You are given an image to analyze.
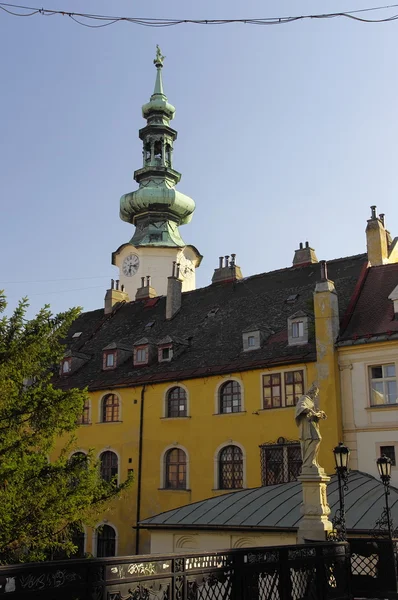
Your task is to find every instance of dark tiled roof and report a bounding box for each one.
[140,471,396,534]
[339,263,398,343]
[57,254,366,391]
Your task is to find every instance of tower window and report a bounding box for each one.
[154,140,162,160]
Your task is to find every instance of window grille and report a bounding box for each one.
[102,394,119,422]
[219,445,243,489]
[96,525,116,557]
[167,387,187,417]
[219,381,242,413]
[370,364,397,405]
[260,439,301,486]
[165,448,187,489]
[100,451,118,483]
[380,445,396,466]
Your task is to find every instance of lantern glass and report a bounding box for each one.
[333,442,350,471]
[377,455,392,479]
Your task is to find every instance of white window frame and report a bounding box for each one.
[369,363,397,406]
[158,345,173,363]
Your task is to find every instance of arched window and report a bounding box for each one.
[100,451,118,483]
[96,524,116,557]
[166,387,187,418]
[219,445,243,489]
[165,448,187,489]
[101,394,119,423]
[219,381,242,414]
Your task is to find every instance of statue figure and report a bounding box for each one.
[154,45,165,67]
[295,383,327,473]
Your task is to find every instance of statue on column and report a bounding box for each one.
[295,383,327,473]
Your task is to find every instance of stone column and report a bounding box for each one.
[297,466,333,543]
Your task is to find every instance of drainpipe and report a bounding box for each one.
[135,384,146,554]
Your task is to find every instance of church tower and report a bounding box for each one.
[112,47,202,300]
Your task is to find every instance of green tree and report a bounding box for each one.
[0,293,132,564]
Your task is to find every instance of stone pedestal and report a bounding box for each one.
[297,467,333,543]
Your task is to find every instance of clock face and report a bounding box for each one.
[122,253,140,277]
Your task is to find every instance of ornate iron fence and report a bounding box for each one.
[350,538,398,599]
[0,542,350,600]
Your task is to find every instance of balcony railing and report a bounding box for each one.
[0,541,351,600]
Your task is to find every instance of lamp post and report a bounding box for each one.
[328,442,350,541]
[375,455,394,540]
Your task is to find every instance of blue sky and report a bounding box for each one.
[1,0,398,318]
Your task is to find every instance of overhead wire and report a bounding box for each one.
[1,2,398,28]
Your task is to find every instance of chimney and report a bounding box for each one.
[388,284,398,320]
[104,279,129,314]
[293,241,318,267]
[211,253,243,284]
[135,275,157,301]
[366,205,389,266]
[166,262,182,320]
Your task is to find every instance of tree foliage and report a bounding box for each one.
[0,294,132,563]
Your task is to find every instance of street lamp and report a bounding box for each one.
[375,455,394,540]
[328,442,350,541]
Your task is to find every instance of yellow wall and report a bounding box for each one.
[65,355,342,556]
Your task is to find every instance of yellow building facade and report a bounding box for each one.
[59,248,364,556]
[56,52,398,557]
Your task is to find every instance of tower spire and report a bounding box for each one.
[119,47,195,248]
[153,45,165,97]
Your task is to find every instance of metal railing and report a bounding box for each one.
[0,542,351,600]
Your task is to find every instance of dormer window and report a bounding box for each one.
[134,346,148,366]
[61,358,71,374]
[242,328,261,351]
[292,321,304,339]
[158,336,174,363]
[162,348,171,360]
[288,312,309,346]
[248,335,256,348]
[103,350,116,370]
